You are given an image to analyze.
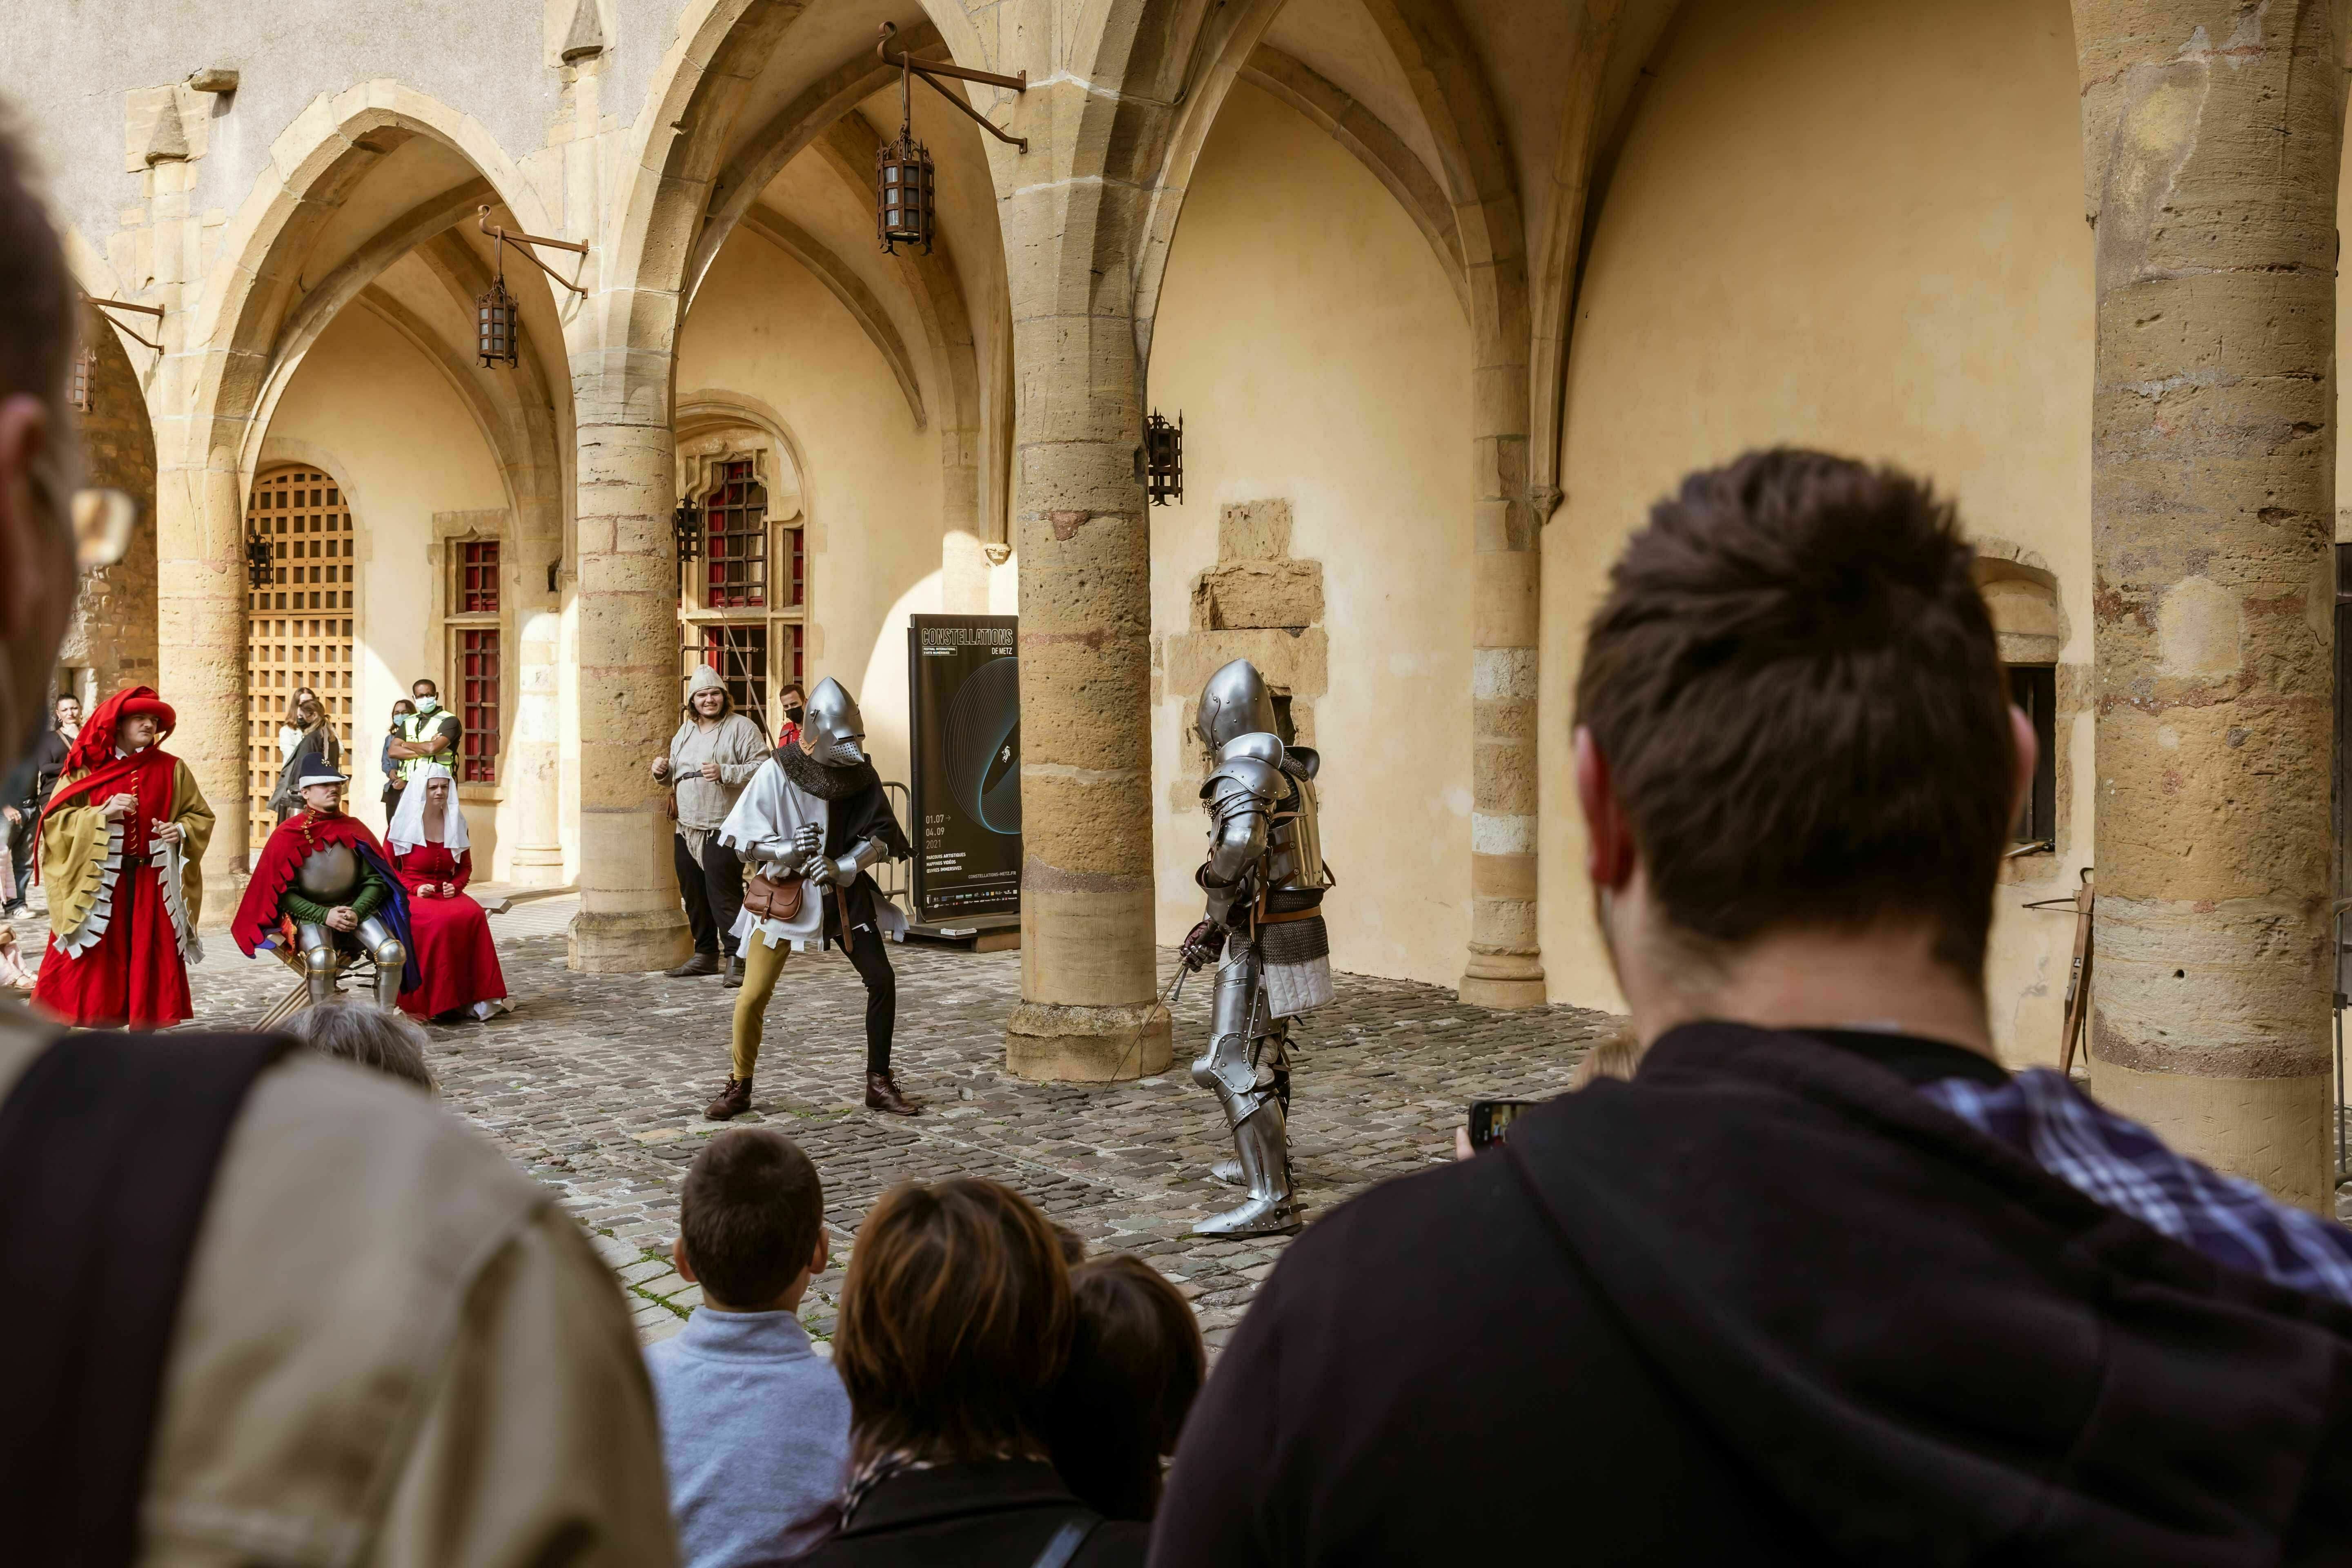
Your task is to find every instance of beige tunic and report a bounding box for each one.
[664,713,769,855]
[0,1007,679,1568]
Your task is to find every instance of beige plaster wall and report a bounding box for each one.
[678,233,949,790]
[1545,0,2093,1064]
[1146,81,1475,989]
[264,306,512,869]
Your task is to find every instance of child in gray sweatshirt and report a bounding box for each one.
[646,1129,850,1568]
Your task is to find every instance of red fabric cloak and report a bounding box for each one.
[31,686,195,1029]
[233,810,392,956]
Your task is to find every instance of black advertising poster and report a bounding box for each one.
[907,614,1021,919]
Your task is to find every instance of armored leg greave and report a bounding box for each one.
[356,915,406,1011]
[297,922,337,1007]
[1190,943,1299,1237]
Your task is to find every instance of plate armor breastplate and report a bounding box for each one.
[296,842,361,903]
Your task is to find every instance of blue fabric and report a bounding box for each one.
[350,837,421,993]
[1920,1067,2352,1306]
[646,1306,852,1568]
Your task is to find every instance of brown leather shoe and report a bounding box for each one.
[864,1069,922,1116]
[704,1076,753,1120]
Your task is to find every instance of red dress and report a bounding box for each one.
[390,843,506,1018]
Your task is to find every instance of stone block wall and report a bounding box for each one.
[1158,499,1326,805]
[55,332,158,702]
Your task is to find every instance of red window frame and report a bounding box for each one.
[704,460,768,610]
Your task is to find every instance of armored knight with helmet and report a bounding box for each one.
[1178,658,1335,1238]
[232,763,418,1010]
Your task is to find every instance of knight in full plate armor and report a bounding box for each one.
[1178,658,1335,1238]
[232,765,418,1011]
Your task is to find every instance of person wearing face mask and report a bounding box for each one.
[653,665,770,986]
[387,677,461,795]
[777,680,806,752]
[28,685,213,1029]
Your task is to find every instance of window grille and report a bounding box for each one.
[243,467,355,853]
[459,540,500,612]
[704,460,768,609]
[459,629,500,784]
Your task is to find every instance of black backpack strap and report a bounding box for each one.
[1030,1511,1102,1568]
[0,1029,292,1568]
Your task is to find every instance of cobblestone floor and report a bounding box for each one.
[10,894,1612,1351]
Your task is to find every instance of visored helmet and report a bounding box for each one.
[1195,659,1276,751]
[801,677,867,766]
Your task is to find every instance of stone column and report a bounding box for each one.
[998,65,1172,1083]
[1460,271,1544,1008]
[567,354,692,970]
[154,454,252,889]
[2074,0,2341,1206]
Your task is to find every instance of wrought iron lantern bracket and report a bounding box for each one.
[80,292,164,354]
[875,23,1029,152]
[673,497,703,588]
[476,207,590,298]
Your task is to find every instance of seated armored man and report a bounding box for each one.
[230,765,417,1011]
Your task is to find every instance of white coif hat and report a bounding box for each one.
[686,664,728,698]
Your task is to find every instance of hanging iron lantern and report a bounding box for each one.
[673,498,702,584]
[476,268,519,367]
[244,526,275,591]
[67,342,94,414]
[877,40,936,255]
[1140,410,1184,506]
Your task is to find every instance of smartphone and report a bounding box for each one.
[1467,1098,1539,1150]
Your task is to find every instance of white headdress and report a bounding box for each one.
[388,762,470,854]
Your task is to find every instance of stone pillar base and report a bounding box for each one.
[2086,1055,2333,1213]
[509,845,568,887]
[1459,955,1548,1010]
[568,908,691,973]
[1005,1001,1173,1083]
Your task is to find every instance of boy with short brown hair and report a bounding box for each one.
[647,1128,848,1568]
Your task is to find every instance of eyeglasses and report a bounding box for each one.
[72,488,138,571]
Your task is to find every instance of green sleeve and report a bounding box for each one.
[349,863,390,920]
[281,887,334,924]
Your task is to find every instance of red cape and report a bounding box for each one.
[29,693,194,1028]
[232,811,394,956]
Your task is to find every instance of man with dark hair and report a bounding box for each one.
[0,115,674,1565]
[649,1127,848,1568]
[1153,450,2352,1564]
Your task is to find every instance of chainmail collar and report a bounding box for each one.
[775,741,878,801]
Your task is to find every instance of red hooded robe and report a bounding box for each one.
[31,686,205,1029]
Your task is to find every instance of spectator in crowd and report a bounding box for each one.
[266,693,343,822]
[776,680,806,752]
[1043,1255,1205,1523]
[646,1128,848,1568]
[282,997,435,1091]
[0,112,676,1564]
[380,694,414,817]
[1153,450,2352,1565]
[275,685,319,763]
[388,675,461,793]
[800,1178,1146,1567]
[653,665,768,987]
[2,690,72,913]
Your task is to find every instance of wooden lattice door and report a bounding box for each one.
[245,466,357,854]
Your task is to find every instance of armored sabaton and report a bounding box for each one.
[295,842,406,1011]
[1185,659,1335,1239]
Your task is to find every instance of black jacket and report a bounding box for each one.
[793,1460,1145,1568]
[1150,1022,2352,1566]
